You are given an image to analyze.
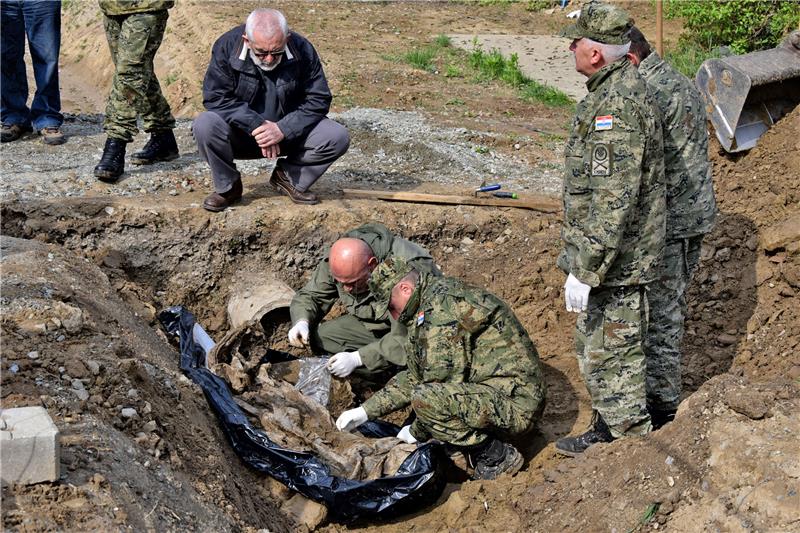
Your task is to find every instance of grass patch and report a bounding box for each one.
[664,40,722,79]
[469,46,573,107]
[403,46,438,72]
[397,35,573,108]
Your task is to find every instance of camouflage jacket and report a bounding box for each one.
[361,274,545,422]
[99,0,174,16]
[289,223,440,369]
[638,52,717,240]
[558,58,666,287]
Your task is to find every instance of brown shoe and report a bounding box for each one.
[203,180,243,212]
[40,126,66,145]
[269,167,319,205]
[1,123,32,142]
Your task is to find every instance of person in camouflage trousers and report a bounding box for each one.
[555,1,666,455]
[335,257,546,480]
[288,223,441,379]
[94,0,178,183]
[627,27,717,427]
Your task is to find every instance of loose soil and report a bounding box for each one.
[2,2,799,532]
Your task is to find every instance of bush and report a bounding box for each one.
[664,0,800,54]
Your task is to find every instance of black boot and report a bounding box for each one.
[467,437,524,480]
[650,407,677,430]
[94,138,127,183]
[131,129,179,165]
[555,412,614,457]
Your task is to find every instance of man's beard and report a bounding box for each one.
[250,50,282,71]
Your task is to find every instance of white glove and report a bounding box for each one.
[564,273,591,313]
[567,8,581,19]
[288,320,310,347]
[396,425,417,444]
[327,351,362,377]
[335,406,368,432]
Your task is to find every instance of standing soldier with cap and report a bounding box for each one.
[555,1,666,455]
[335,257,546,480]
[626,26,717,428]
[94,0,178,183]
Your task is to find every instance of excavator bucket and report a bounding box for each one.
[696,31,800,153]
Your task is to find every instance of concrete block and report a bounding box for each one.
[1,406,60,485]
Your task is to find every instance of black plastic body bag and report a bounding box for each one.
[158,306,446,522]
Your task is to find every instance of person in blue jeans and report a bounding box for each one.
[1,0,65,145]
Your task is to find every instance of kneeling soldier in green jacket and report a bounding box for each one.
[288,223,440,379]
[335,257,546,480]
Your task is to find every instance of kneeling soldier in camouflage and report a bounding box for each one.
[335,258,546,480]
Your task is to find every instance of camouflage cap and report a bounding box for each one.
[559,1,632,45]
[368,256,414,314]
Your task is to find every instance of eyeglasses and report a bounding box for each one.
[252,47,285,59]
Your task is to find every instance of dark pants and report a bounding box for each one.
[0,0,63,130]
[192,111,350,194]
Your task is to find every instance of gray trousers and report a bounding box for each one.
[192,111,350,193]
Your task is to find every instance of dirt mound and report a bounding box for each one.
[0,236,291,531]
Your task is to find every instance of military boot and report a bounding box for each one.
[467,437,524,480]
[649,407,677,430]
[555,412,614,457]
[131,129,179,165]
[94,138,128,183]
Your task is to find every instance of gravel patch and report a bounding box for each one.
[0,108,562,203]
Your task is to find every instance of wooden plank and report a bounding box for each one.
[341,189,561,214]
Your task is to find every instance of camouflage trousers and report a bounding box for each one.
[576,284,651,437]
[103,11,175,142]
[644,235,703,411]
[409,382,544,447]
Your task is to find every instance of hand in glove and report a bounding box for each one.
[288,320,310,347]
[564,273,591,313]
[327,351,362,377]
[396,425,417,444]
[335,406,368,432]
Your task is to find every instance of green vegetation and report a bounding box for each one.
[164,74,178,87]
[468,46,573,107]
[664,0,800,54]
[398,35,573,108]
[473,0,558,10]
[664,41,722,79]
[403,46,438,71]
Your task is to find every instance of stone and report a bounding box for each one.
[120,408,138,419]
[27,351,39,360]
[761,214,800,254]
[85,360,101,376]
[65,358,88,379]
[280,493,327,531]
[0,406,60,485]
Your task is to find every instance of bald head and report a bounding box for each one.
[329,238,378,294]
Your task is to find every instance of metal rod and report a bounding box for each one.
[656,0,664,56]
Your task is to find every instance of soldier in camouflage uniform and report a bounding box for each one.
[335,257,546,480]
[555,1,666,455]
[94,0,178,183]
[627,27,717,427]
[288,223,441,379]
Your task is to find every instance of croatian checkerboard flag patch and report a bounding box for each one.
[595,115,613,130]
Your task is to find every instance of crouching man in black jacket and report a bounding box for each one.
[194,8,349,211]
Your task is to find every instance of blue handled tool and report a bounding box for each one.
[475,184,501,193]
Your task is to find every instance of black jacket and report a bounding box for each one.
[202,25,332,141]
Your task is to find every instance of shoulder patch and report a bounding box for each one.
[592,143,612,176]
[595,115,613,131]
